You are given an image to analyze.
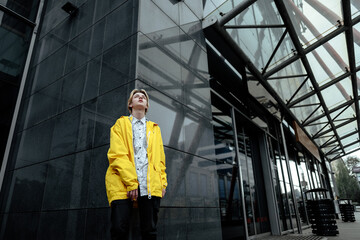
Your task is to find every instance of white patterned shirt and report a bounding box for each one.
[131,116,148,196]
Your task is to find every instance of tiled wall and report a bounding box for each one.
[0,0,138,239]
[135,1,221,238]
[0,0,222,239]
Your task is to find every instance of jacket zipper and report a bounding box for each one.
[147,130,151,199]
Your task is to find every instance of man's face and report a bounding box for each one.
[130,92,148,111]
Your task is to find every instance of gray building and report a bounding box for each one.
[0,0,359,239]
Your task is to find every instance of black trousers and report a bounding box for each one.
[110,196,160,240]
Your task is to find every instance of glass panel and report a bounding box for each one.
[268,76,311,104]
[227,0,281,25]
[225,0,287,71]
[336,120,358,138]
[351,0,360,19]
[268,137,287,231]
[333,119,352,128]
[235,113,270,235]
[283,0,342,47]
[137,31,183,101]
[313,134,334,147]
[204,0,246,20]
[330,103,356,122]
[290,96,325,124]
[312,163,321,188]
[277,144,292,230]
[0,10,33,78]
[321,77,353,110]
[288,150,301,228]
[307,34,349,87]
[327,153,339,159]
[247,79,281,119]
[266,33,295,71]
[0,0,40,22]
[354,24,360,68]
[304,121,328,138]
[211,93,246,239]
[238,128,255,236]
[322,144,339,154]
[298,154,310,225]
[344,142,360,152]
[358,72,360,96]
[341,133,358,147]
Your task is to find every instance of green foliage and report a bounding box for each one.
[335,160,360,202]
[345,156,360,175]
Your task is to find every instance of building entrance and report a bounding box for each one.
[211,91,270,239]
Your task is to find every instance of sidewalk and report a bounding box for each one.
[325,211,360,240]
[256,211,360,240]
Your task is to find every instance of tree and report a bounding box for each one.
[335,160,360,203]
[345,156,360,175]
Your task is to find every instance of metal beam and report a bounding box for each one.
[286,67,352,108]
[321,129,358,148]
[262,29,288,74]
[267,74,308,80]
[204,17,319,162]
[219,0,256,26]
[342,0,360,150]
[263,24,348,79]
[313,118,356,139]
[302,99,354,126]
[326,140,360,156]
[274,0,343,157]
[286,76,309,105]
[225,24,285,29]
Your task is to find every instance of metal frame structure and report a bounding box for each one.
[204,0,360,161]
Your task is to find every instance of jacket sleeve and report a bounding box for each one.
[158,127,168,189]
[107,119,138,192]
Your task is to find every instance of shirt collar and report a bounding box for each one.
[130,115,146,124]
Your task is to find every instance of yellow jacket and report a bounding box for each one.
[105,116,167,205]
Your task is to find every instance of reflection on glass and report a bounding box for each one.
[351,1,360,19]
[284,0,342,47]
[211,93,245,239]
[307,34,349,87]
[268,137,285,231]
[275,143,292,230]
[297,153,310,225]
[224,0,294,72]
[238,129,255,236]
[0,11,33,79]
[1,0,40,22]
[289,150,307,227]
[355,24,360,67]
[236,117,270,235]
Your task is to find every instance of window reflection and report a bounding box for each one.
[1,0,40,22]
[211,93,245,239]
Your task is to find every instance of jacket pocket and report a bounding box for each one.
[152,165,162,192]
[107,173,126,192]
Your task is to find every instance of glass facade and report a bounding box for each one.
[0,0,39,167]
[0,0,349,239]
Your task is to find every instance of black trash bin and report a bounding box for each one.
[338,199,356,222]
[305,188,339,236]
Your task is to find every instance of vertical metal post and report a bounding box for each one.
[279,121,302,234]
[258,134,282,235]
[231,107,249,239]
[0,0,46,192]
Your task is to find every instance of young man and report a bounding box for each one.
[105,89,167,240]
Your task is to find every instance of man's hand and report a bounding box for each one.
[127,189,138,201]
[162,188,166,197]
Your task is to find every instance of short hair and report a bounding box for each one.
[127,89,149,114]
